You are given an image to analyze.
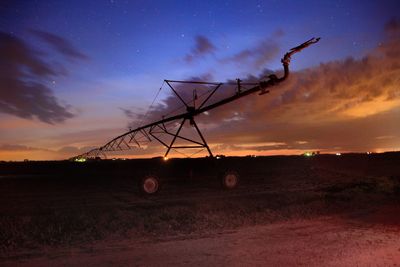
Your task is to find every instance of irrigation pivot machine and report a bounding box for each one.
[72,38,320,194]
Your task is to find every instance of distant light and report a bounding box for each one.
[216,156,221,159]
[163,157,169,161]
[335,153,341,156]
[75,158,86,162]
[304,152,313,157]
[366,152,371,155]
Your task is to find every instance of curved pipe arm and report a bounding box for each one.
[281,37,320,80]
[258,37,320,95]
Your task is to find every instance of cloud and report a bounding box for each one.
[220,30,284,68]
[0,144,48,151]
[375,135,395,140]
[384,17,400,39]
[0,143,101,161]
[0,143,94,154]
[57,146,96,154]
[0,31,86,123]
[30,29,89,60]
[221,39,280,68]
[185,35,216,62]
[258,19,400,122]
[120,107,137,119]
[296,141,308,145]
[124,19,400,154]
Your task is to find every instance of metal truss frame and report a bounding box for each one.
[71,38,320,160]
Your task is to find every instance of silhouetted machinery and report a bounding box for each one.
[71,38,320,194]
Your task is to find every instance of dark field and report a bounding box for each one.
[1,153,400,266]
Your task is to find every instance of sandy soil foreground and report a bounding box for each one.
[2,213,400,267]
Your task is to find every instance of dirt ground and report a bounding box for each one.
[3,214,400,267]
[1,154,399,266]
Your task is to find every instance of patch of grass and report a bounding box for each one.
[323,175,400,197]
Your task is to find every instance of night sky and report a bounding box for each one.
[0,0,399,160]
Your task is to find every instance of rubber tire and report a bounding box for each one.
[221,171,239,189]
[140,175,160,194]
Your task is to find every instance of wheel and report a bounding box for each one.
[221,171,239,189]
[140,175,160,194]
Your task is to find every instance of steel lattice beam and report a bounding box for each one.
[70,38,320,161]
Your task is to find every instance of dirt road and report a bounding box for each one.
[2,214,400,267]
